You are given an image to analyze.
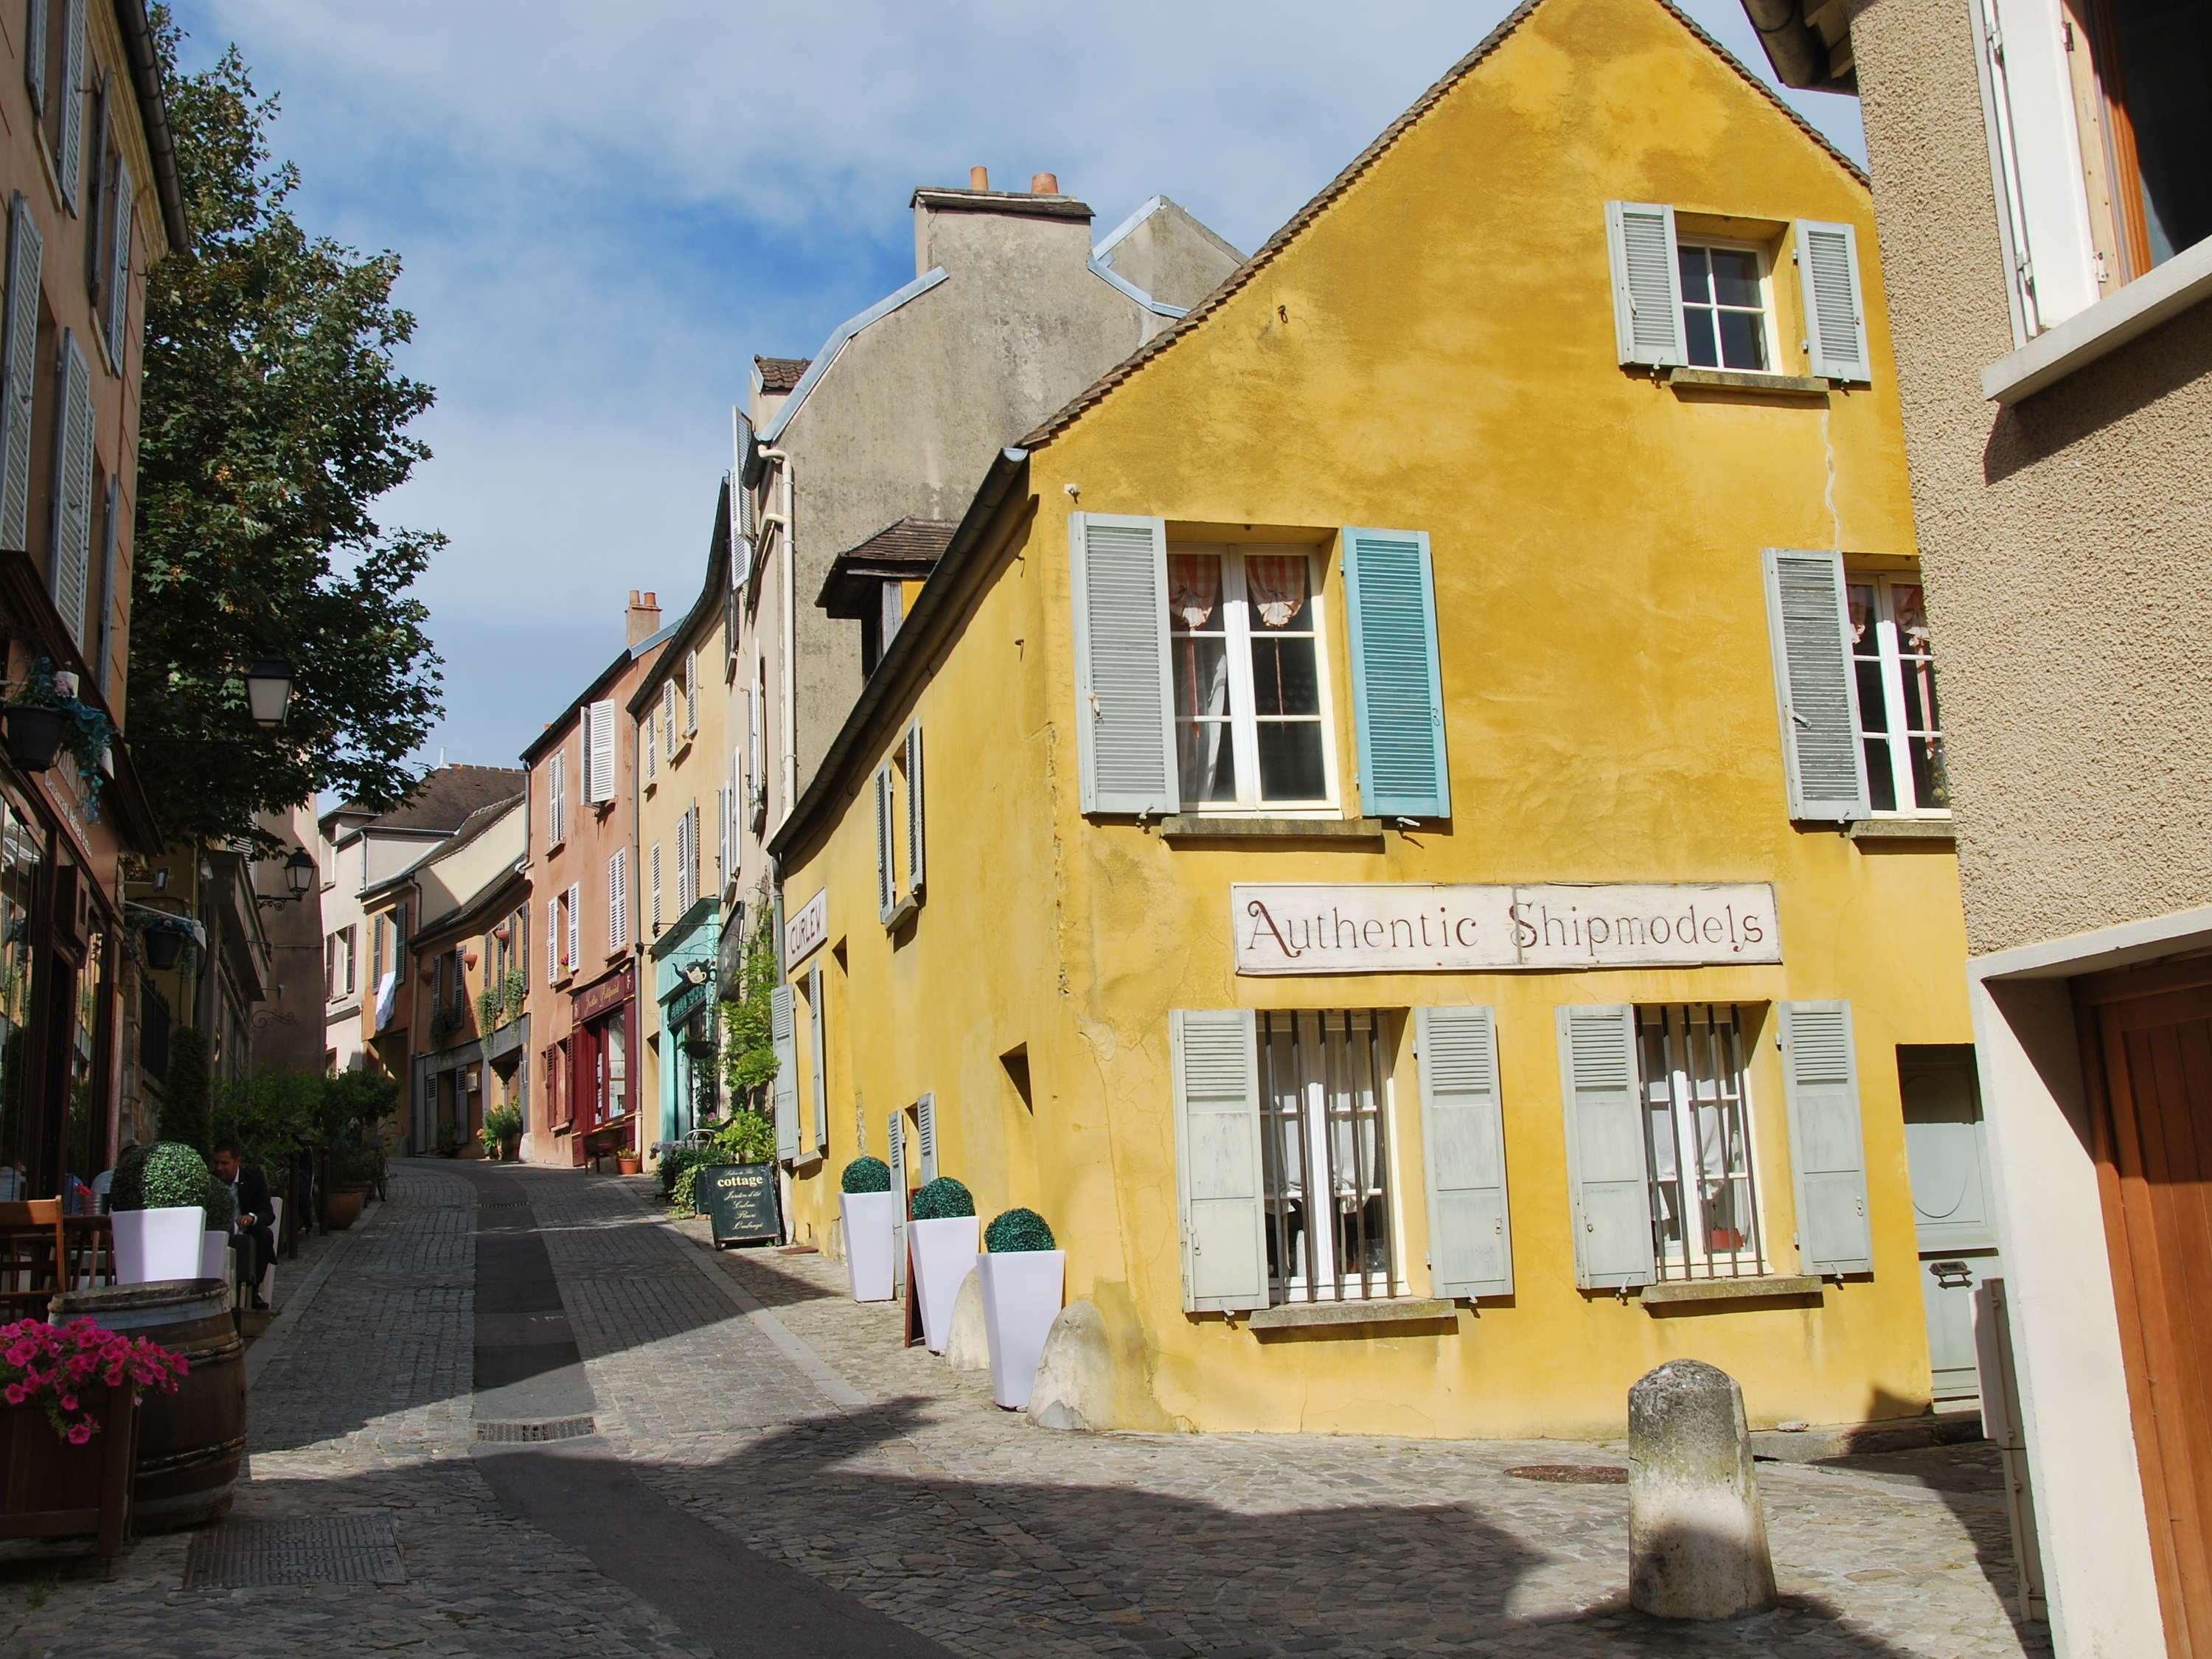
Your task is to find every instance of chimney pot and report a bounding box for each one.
[1031,172,1059,195]
[969,165,989,190]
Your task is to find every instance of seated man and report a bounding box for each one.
[212,1141,275,1310]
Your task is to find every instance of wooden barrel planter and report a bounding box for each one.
[324,1184,369,1231]
[50,1280,244,1531]
[0,1385,139,1561]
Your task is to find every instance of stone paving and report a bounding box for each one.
[0,1161,2053,1658]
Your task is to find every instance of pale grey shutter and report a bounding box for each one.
[565,881,580,971]
[807,964,826,1153]
[685,648,700,732]
[886,1108,907,1294]
[93,475,116,694]
[1169,1009,1268,1313]
[874,762,895,923]
[716,783,728,886]
[1415,1006,1512,1299]
[1070,512,1179,816]
[1557,1004,1654,1290]
[1796,220,1872,383]
[52,333,93,647]
[58,0,86,210]
[585,700,616,803]
[1762,548,1869,822]
[24,0,47,116]
[905,723,924,896]
[917,1092,937,1183]
[649,842,663,935]
[1,195,44,552]
[770,982,798,1159]
[1605,201,1686,368]
[1781,1001,1874,1276]
[106,159,132,358]
[546,897,557,983]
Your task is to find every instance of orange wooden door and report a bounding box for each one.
[2083,956,2212,1658]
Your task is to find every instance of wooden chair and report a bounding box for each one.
[63,1214,115,1293]
[0,1201,67,1320]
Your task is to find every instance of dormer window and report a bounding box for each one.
[818,517,957,677]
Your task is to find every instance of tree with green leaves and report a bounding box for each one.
[720,894,781,1106]
[131,10,442,843]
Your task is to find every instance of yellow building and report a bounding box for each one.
[768,0,1976,1440]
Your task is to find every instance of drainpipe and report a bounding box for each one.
[755,450,798,835]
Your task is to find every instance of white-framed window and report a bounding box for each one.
[1676,240,1773,373]
[547,750,566,846]
[1166,545,1336,812]
[1256,1009,1399,1304]
[1636,1004,1767,1283]
[1847,572,1947,815]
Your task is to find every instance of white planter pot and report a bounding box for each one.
[113,1206,207,1285]
[841,1191,898,1303]
[978,1249,1066,1410]
[908,1216,979,1354]
[200,1231,229,1283]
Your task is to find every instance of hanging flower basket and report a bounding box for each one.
[4,661,112,815]
[1,704,63,771]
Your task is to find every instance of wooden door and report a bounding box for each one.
[2081,955,2212,1658]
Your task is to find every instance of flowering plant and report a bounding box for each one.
[0,1318,189,1444]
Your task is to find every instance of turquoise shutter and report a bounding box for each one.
[1342,528,1449,819]
[1,195,43,553]
[1169,1009,1268,1313]
[1795,220,1872,384]
[57,0,86,211]
[1763,549,1869,822]
[1605,201,1686,368]
[1557,1005,1654,1290]
[1416,1006,1513,1299]
[1781,1001,1874,1276]
[807,964,826,1153]
[770,983,798,1160]
[1070,512,1178,816]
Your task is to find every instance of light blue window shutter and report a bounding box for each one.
[1796,220,1872,383]
[24,0,47,116]
[1070,512,1178,816]
[1342,527,1449,818]
[905,723,925,897]
[1169,1009,1268,1313]
[1,195,44,554]
[874,762,896,922]
[1557,1004,1655,1290]
[106,159,132,358]
[52,333,93,647]
[1604,201,1686,368]
[58,0,86,211]
[1781,1001,1874,1276]
[1416,1006,1513,1299]
[1762,549,1869,822]
[807,964,826,1152]
[917,1092,937,1183]
[887,1108,907,1295]
[93,476,116,694]
[770,982,798,1160]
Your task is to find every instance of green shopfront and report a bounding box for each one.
[653,899,720,1147]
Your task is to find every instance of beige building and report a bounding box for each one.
[1746,1,2211,1652]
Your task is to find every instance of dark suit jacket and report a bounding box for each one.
[230,1164,276,1239]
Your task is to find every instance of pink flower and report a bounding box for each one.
[6,1342,35,1368]
[3,1385,23,1406]
[103,1366,122,1388]
[65,1422,91,1446]
[57,1394,75,1412]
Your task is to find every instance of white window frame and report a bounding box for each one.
[1636,1004,1770,1283]
[1848,569,1950,819]
[1256,1009,1406,1305]
[1167,544,1341,818]
[1674,235,1780,376]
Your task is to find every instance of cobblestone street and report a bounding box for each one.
[0,1163,2051,1657]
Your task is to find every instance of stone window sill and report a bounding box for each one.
[1638,1274,1822,1310]
[1248,1297,1455,1332]
[1161,815,1385,845]
[1666,366,1832,400]
[884,894,919,931]
[1846,817,1955,843]
[1985,235,2212,405]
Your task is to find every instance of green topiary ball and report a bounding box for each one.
[841,1156,891,1194]
[984,1207,1055,1253]
[911,1177,974,1220]
[111,1142,211,1214]
[201,1171,236,1231]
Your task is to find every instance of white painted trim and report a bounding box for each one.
[1984,234,2212,404]
[1970,902,2212,982]
[1092,194,1166,261]
[1089,257,1186,319]
[759,266,951,445]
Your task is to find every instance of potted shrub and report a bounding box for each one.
[324,1140,378,1231]
[109,1143,210,1284]
[198,1170,235,1284]
[977,1208,1066,1410]
[480,1102,523,1162]
[908,1177,978,1354]
[840,1156,897,1303]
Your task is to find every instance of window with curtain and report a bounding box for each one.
[1848,573,1947,815]
[1165,545,1333,810]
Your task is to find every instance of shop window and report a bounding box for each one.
[1166,546,1334,811]
[1848,573,1948,815]
[1256,1009,1398,1303]
[1635,1004,1769,1282]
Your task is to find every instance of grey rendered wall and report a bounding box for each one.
[1100,198,1245,313]
[1851,0,2212,956]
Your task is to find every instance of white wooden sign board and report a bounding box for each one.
[785,888,828,967]
[1232,882,1781,975]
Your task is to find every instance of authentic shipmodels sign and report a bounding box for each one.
[1232,883,1781,976]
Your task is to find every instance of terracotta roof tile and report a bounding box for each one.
[754,355,811,393]
[352,765,527,836]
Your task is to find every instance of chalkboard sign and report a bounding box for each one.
[700,1163,779,1248]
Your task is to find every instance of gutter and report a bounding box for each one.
[111,0,192,255]
[768,446,1029,863]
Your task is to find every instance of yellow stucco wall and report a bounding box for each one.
[776,0,1966,1439]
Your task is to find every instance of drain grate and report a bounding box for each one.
[184,1514,405,1588]
[1506,1464,1629,1485]
[473,1415,597,1443]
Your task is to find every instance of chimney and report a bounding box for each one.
[1030,172,1058,195]
[969,164,989,190]
[626,589,661,646]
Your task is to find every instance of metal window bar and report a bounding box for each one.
[1639,1005,1766,1282]
[1258,1011,1391,1303]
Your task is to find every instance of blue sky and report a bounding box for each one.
[167,1,1863,775]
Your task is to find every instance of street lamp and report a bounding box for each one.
[255,847,316,911]
[245,658,295,728]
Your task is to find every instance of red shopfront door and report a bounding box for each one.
[568,967,634,1166]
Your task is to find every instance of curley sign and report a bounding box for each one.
[1232,883,1782,976]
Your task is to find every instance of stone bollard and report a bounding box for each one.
[1628,1360,1778,1620]
[942,1267,990,1372]
[1029,1301,1113,1433]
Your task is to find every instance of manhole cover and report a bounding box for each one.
[184,1514,404,1588]
[473,1416,597,1443]
[1506,1464,1629,1485]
